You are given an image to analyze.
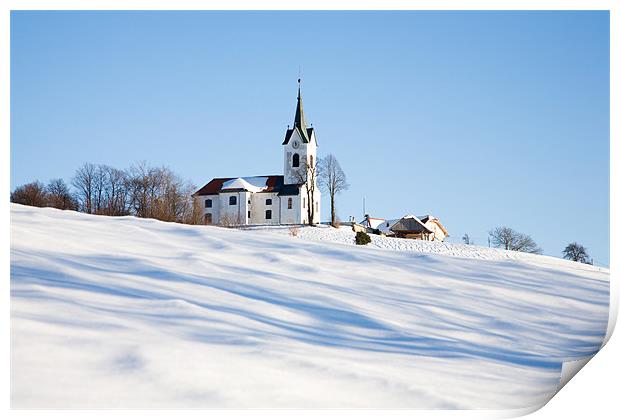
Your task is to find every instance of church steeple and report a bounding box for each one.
[282,78,315,146]
[294,78,308,131]
[282,78,318,188]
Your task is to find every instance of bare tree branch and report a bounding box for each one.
[489,226,542,254]
[318,154,349,226]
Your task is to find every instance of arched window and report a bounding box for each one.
[204,213,213,224]
[229,196,237,205]
[287,197,293,209]
[292,153,300,168]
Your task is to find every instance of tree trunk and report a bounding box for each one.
[330,192,335,226]
[306,189,313,226]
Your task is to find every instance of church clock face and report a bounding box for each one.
[292,140,299,149]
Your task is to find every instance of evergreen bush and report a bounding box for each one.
[355,231,371,245]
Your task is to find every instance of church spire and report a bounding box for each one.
[294,78,308,131]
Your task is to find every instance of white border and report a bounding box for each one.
[2,1,617,419]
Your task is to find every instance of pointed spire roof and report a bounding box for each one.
[282,78,316,145]
[294,79,308,132]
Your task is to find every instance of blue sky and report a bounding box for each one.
[11,11,609,265]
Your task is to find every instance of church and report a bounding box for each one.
[193,81,321,226]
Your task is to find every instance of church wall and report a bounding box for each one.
[313,187,321,224]
[280,194,303,224]
[199,194,219,225]
[297,184,321,225]
[217,191,245,225]
[248,192,281,225]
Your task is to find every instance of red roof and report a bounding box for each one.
[193,175,285,196]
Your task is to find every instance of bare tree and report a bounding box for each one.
[187,195,203,225]
[10,181,48,207]
[125,162,196,223]
[318,154,349,227]
[101,165,130,216]
[152,168,196,223]
[291,156,318,225]
[91,165,107,214]
[72,163,98,213]
[489,226,542,254]
[562,242,592,264]
[127,161,157,219]
[45,178,77,210]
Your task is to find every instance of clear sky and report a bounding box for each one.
[10,11,610,265]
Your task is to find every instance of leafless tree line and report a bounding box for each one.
[11,179,78,211]
[11,162,200,224]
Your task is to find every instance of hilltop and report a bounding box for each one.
[10,204,609,409]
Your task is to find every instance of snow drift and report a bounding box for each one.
[10,204,609,409]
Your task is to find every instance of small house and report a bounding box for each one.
[372,214,449,241]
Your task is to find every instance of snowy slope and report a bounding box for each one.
[10,204,609,409]
[245,224,563,261]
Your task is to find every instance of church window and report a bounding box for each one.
[204,213,213,224]
[292,153,300,168]
[229,196,237,205]
[248,211,251,219]
[266,198,272,205]
[288,198,293,210]
[205,199,212,208]
[265,210,272,219]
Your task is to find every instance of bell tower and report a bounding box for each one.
[282,79,317,185]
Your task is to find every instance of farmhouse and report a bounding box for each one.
[193,81,320,226]
[368,214,449,242]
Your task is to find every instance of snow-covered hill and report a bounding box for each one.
[10,204,609,409]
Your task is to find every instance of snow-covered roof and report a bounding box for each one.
[374,214,448,236]
[360,217,385,229]
[376,219,400,234]
[391,216,433,234]
[194,175,301,197]
[420,215,449,235]
[220,177,270,193]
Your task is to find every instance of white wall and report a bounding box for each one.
[247,192,280,225]
[280,194,302,224]
[215,191,247,225]
[199,187,320,225]
[198,194,219,225]
[199,192,311,226]
[426,220,446,242]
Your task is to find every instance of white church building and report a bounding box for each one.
[194,81,320,226]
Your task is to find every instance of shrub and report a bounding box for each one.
[289,226,299,237]
[355,231,371,245]
[219,214,241,228]
[11,181,48,207]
